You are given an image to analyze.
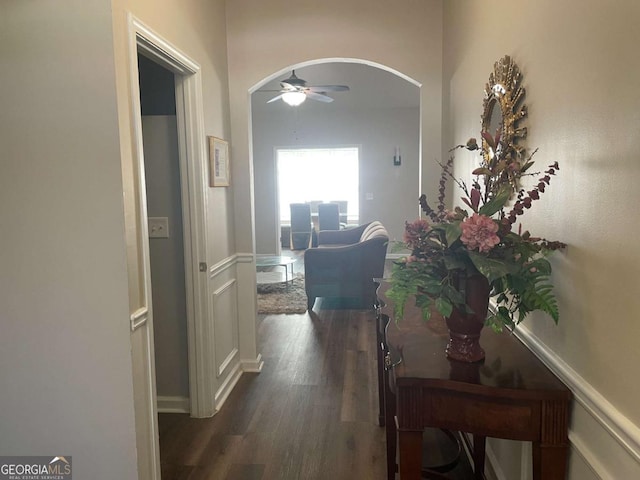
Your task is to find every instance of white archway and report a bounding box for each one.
[249,58,423,254]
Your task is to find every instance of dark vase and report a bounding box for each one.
[445,273,490,363]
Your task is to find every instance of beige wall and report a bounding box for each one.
[1,0,236,477]
[0,1,138,478]
[226,0,444,255]
[111,0,234,315]
[444,0,640,477]
[109,0,238,473]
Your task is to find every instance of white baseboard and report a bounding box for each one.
[241,353,264,373]
[483,327,640,479]
[157,395,190,414]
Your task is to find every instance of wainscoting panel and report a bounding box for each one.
[211,278,239,380]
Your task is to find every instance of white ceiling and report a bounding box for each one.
[251,62,420,112]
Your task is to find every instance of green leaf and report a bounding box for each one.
[444,222,462,246]
[523,283,560,323]
[467,251,515,282]
[520,160,535,173]
[485,314,504,332]
[443,254,467,270]
[479,184,512,217]
[443,284,466,305]
[527,258,552,275]
[435,297,453,317]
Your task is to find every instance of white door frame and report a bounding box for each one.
[127,15,216,419]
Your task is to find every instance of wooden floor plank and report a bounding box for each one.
[159,303,475,479]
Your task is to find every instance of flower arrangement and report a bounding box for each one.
[388,132,566,332]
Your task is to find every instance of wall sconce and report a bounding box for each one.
[393,146,401,166]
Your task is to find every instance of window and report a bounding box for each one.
[277,147,359,223]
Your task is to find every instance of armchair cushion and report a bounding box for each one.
[304,221,389,309]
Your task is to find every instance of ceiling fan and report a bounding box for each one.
[259,70,350,106]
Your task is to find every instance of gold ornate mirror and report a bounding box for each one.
[482,55,527,162]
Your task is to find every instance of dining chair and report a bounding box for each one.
[289,203,313,250]
[317,202,340,231]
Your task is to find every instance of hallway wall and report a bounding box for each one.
[444,1,640,478]
[226,0,445,256]
[0,1,138,478]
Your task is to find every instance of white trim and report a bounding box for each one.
[569,433,607,479]
[209,255,238,277]
[241,354,264,373]
[157,396,190,414]
[172,50,212,421]
[130,307,149,332]
[126,15,160,480]
[131,15,215,420]
[214,362,243,410]
[249,57,422,93]
[211,278,238,379]
[217,348,239,377]
[514,327,640,466]
[235,252,256,263]
[213,278,237,297]
[134,21,199,74]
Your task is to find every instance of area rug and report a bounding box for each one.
[257,275,307,314]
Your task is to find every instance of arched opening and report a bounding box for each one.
[249,59,422,255]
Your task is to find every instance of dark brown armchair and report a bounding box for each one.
[304,221,389,310]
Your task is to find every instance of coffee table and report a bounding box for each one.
[255,255,296,285]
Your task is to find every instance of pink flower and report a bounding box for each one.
[460,214,500,253]
[403,219,430,250]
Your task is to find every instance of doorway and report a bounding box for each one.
[138,54,190,413]
[126,16,220,480]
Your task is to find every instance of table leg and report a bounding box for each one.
[532,442,569,480]
[398,429,423,480]
[383,370,396,480]
[473,435,486,479]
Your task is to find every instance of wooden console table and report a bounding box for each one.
[376,282,572,480]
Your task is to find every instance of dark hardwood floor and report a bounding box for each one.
[159,306,385,480]
[158,252,475,479]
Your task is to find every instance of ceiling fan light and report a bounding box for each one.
[282,91,306,106]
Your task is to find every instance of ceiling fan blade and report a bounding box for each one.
[280,82,302,91]
[307,85,350,92]
[266,94,285,104]
[305,91,334,103]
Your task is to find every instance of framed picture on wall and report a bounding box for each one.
[209,136,230,187]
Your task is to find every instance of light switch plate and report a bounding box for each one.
[148,217,169,238]
[365,192,374,201]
